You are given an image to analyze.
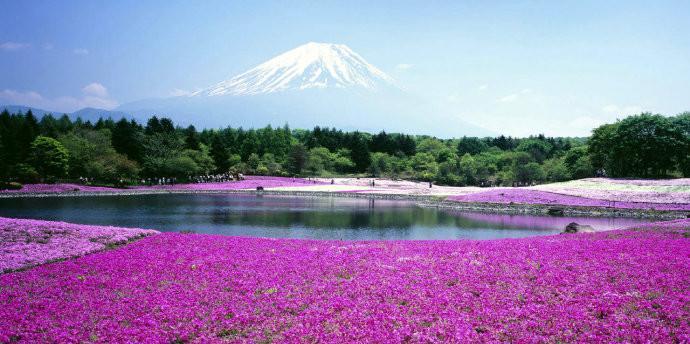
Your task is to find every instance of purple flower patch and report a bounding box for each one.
[448,188,690,211]
[0,217,157,273]
[1,176,324,194]
[0,219,688,342]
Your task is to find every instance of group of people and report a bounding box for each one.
[77,177,94,184]
[140,177,179,186]
[74,172,246,188]
[188,173,244,184]
[137,173,245,186]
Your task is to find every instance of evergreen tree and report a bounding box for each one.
[210,135,230,172]
[184,125,201,150]
[491,135,514,150]
[0,110,18,167]
[112,119,144,162]
[0,132,5,178]
[396,134,417,156]
[159,118,175,134]
[287,142,308,175]
[347,132,371,172]
[57,114,74,133]
[18,110,40,161]
[39,114,59,137]
[145,116,162,135]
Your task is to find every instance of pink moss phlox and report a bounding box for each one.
[1,219,688,342]
[0,217,158,273]
[1,176,324,194]
[1,183,120,193]
[448,188,690,211]
[584,178,690,186]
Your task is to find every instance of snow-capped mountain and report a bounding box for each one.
[194,42,396,96]
[117,42,493,137]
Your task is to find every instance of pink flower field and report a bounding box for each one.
[1,218,689,342]
[531,178,690,204]
[1,176,323,194]
[2,183,122,193]
[448,188,690,211]
[585,178,690,187]
[0,217,158,273]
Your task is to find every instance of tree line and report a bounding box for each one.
[0,109,688,187]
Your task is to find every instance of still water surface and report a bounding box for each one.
[0,194,651,240]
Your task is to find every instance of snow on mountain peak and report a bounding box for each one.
[195,42,396,96]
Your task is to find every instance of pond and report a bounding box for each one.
[0,194,651,240]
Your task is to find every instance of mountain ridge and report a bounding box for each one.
[116,41,494,136]
[193,42,397,97]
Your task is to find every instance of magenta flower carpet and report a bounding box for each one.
[0,217,158,273]
[0,176,323,194]
[2,183,122,193]
[448,188,690,211]
[1,219,688,343]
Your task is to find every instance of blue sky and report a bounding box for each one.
[1,0,689,136]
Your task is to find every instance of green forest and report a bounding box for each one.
[0,108,688,188]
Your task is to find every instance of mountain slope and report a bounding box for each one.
[194,42,396,96]
[116,42,493,137]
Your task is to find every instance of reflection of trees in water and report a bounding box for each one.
[209,208,418,229]
[0,195,649,234]
[205,205,541,231]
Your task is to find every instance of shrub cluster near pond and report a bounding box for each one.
[1,219,688,342]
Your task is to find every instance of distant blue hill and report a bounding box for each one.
[1,105,134,123]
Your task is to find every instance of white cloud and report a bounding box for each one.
[73,48,89,55]
[42,43,54,51]
[395,63,413,70]
[446,93,461,103]
[169,88,193,97]
[497,93,518,102]
[478,84,488,91]
[0,42,30,51]
[602,104,643,115]
[0,89,44,104]
[568,116,604,132]
[82,82,109,98]
[497,88,533,103]
[0,83,118,112]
